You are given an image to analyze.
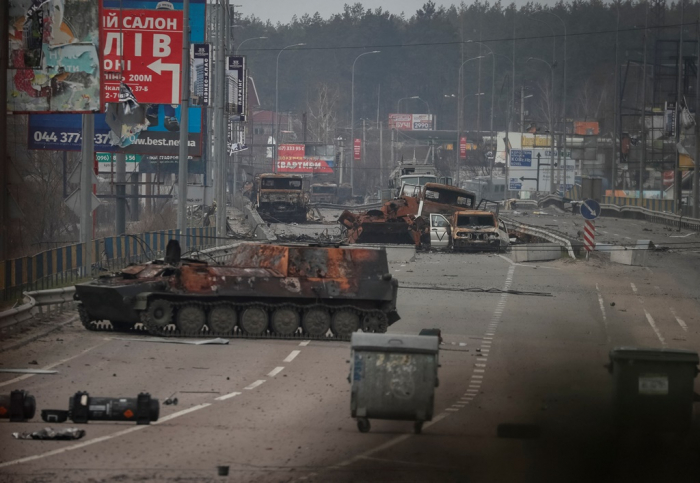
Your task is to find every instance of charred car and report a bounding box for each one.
[309,183,338,204]
[428,208,510,252]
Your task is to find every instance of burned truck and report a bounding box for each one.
[309,183,338,204]
[338,183,476,246]
[254,173,309,223]
[74,241,400,340]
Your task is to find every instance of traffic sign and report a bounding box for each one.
[583,219,596,252]
[101,8,184,105]
[581,199,601,220]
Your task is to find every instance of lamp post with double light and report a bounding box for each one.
[274,43,305,171]
[527,56,557,192]
[351,51,380,194]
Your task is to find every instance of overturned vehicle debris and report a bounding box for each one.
[74,241,400,340]
[338,183,476,246]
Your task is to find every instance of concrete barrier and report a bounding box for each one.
[510,243,563,262]
[610,248,648,266]
[233,194,277,242]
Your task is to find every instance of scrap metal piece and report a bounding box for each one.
[13,427,86,440]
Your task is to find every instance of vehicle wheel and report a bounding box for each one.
[176,305,206,333]
[331,310,360,338]
[146,299,173,328]
[363,314,388,333]
[357,418,371,433]
[302,308,331,337]
[414,421,424,434]
[271,307,300,335]
[240,306,269,335]
[208,305,237,334]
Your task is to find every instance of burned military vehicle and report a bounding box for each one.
[74,241,400,340]
[254,173,309,223]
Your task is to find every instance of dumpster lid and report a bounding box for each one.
[351,332,439,354]
[609,347,700,364]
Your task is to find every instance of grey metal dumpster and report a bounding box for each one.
[608,347,700,432]
[350,332,439,434]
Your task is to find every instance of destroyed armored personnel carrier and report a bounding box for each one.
[74,241,400,340]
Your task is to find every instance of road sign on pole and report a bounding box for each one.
[581,199,601,220]
[101,8,184,105]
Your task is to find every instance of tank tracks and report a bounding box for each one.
[78,300,389,342]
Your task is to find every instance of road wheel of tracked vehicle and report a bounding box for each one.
[207,305,237,334]
[331,310,360,338]
[302,308,331,337]
[146,299,173,328]
[240,306,269,335]
[176,305,207,334]
[271,307,300,336]
[78,304,97,331]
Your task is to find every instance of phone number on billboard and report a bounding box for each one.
[31,130,111,147]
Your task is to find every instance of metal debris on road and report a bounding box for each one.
[0,369,58,374]
[113,337,230,345]
[13,427,86,440]
[402,284,552,297]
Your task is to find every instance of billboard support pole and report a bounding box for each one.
[80,114,94,276]
[379,121,383,188]
[116,152,126,235]
[0,0,8,261]
[177,0,190,250]
[215,0,227,244]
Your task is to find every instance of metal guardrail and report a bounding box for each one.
[0,243,244,330]
[311,202,385,211]
[600,204,700,231]
[501,216,578,259]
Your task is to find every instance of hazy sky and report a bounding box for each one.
[242,0,557,24]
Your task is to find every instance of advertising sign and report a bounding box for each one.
[96,152,141,173]
[276,144,333,174]
[191,43,210,106]
[101,7,184,105]
[8,0,101,112]
[388,114,435,131]
[353,139,362,160]
[138,155,205,175]
[225,56,246,120]
[459,137,467,159]
[29,110,202,156]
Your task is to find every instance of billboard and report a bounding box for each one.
[277,144,334,174]
[191,43,210,106]
[225,56,246,121]
[353,139,361,160]
[8,0,101,112]
[388,114,435,131]
[101,7,184,105]
[29,108,202,156]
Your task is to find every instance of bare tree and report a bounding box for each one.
[307,83,339,144]
[574,78,608,121]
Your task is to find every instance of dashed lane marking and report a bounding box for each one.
[215,391,242,401]
[244,379,266,390]
[299,340,310,346]
[670,308,688,331]
[284,350,301,362]
[643,308,667,347]
[267,366,285,377]
[595,283,610,343]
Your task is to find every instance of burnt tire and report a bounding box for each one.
[240,307,268,335]
[271,307,300,336]
[331,310,360,338]
[302,308,331,337]
[176,305,206,333]
[146,299,173,328]
[208,306,237,334]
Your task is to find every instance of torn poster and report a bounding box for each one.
[8,0,100,112]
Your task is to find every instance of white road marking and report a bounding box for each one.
[453,404,466,408]
[284,350,301,362]
[630,282,638,294]
[643,308,667,347]
[471,375,483,379]
[475,364,486,368]
[474,369,485,373]
[670,308,688,331]
[215,391,242,401]
[445,408,459,412]
[0,342,105,389]
[299,340,311,346]
[595,283,610,343]
[244,379,266,390]
[0,403,211,469]
[267,366,285,377]
[477,357,488,362]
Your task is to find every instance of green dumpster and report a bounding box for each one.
[608,347,699,432]
[350,332,440,434]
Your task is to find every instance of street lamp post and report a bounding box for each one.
[467,40,496,183]
[235,36,267,54]
[457,55,485,186]
[528,57,556,192]
[274,43,306,171]
[351,51,380,194]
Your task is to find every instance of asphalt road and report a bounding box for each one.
[1,229,700,482]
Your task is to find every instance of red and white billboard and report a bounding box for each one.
[389,113,435,131]
[277,144,333,174]
[101,8,184,105]
[460,136,467,159]
[353,138,362,161]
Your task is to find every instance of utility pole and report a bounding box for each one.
[115,152,125,234]
[612,6,620,194]
[338,137,344,184]
[177,0,190,250]
[362,118,366,192]
[379,121,384,188]
[80,115,94,275]
[694,18,700,218]
[215,0,227,244]
[640,3,649,200]
[675,0,685,214]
